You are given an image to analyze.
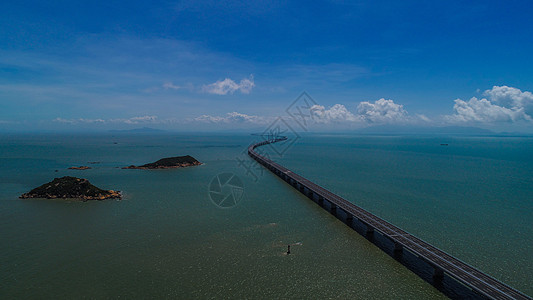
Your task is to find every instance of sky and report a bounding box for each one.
[1,0,533,132]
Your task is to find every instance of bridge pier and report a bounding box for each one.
[365,225,374,240]
[299,184,305,193]
[345,213,353,226]
[330,203,337,215]
[393,242,403,259]
[393,242,403,253]
[318,196,324,207]
[307,190,314,200]
[433,267,444,284]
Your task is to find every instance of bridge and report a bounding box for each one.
[248,138,531,300]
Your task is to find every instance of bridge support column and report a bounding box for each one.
[366,225,374,240]
[318,196,324,207]
[393,242,403,253]
[433,267,444,284]
[345,214,353,226]
[393,242,403,259]
[307,190,314,200]
[330,203,337,216]
[299,185,305,193]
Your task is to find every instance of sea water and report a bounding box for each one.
[0,133,531,298]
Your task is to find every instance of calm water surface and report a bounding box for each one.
[0,133,531,298]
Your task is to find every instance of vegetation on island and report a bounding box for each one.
[20,176,121,201]
[123,155,202,169]
[68,166,91,170]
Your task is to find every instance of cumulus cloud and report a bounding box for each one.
[202,75,255,95]
[309,99,416,125]
[357,98,408,123]
[446,86,533,123]
[310,104,359,123]
[483,85,533,115]
[447,97,529,123]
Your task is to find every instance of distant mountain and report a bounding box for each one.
[355,125,494,135]
[108,127,166,133]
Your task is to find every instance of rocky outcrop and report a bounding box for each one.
[68,166,91,170]
[20,176,121,201]
[122,155,202,169]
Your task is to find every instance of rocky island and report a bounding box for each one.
[20,176,121,201]
[122,155,202,169]
[68,166,91,170]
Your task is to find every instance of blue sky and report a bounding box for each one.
[1,0,533,132]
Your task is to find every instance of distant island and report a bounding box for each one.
[20,176,121,201]
[68,166,91,170]
[123,155,202,169]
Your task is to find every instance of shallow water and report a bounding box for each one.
[0,133,531,298]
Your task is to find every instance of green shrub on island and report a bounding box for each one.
[123,155,202,169]
[20,176,121,201]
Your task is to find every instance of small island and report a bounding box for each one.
[122,155,202,169]
[68,166,91,170]
[20,176,121,201]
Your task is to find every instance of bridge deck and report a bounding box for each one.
[248,140,531,300]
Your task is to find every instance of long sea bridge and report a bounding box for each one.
[248,138,531,300]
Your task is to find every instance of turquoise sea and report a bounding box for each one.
[0,133,531,299]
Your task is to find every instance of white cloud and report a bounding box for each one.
[357,98,408,123]
[446,97,530,123]
[483,85,533,115]
[123,115,158,124]
[446,86,533,123]
[162,82,181,90]
[310,99,419,125]
[193,112,267,125]
[53,117,105,124]
[202,75,255,95]
[310,104,359,123]
[53,115,158,124]
[416,114,431,122]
